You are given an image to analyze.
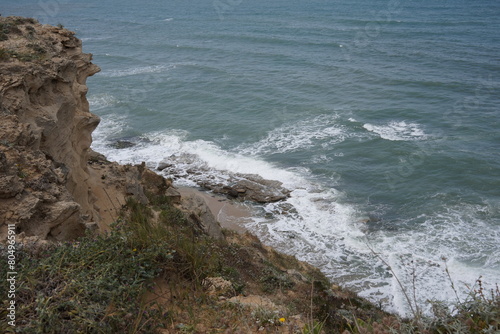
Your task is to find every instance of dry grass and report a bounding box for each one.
[2,192,494,333]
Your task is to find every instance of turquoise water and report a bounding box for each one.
[4,0,500,315]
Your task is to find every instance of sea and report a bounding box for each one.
[3,0,499,316]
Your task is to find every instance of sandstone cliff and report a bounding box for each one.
[0,17,222,241]
[0,17,104,240]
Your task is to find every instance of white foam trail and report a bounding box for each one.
[97,64,176,78]
[81,37,110,42]
[91,120,499,317]
[93,130,309,189]
[91,114,132,150]
[363,121,426,141]
[360,202,500,316]
[240,114,348,155]
[88,93,119,111]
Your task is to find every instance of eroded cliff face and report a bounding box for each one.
[0,17,101,240]
[0,17,224,242]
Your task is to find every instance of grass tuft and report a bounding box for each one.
[0,224,174,333]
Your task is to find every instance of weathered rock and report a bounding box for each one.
[202,277,235,297]
[160,152,291,204]
[0,17,235,243]
[0,175,23,199]
[0,17,101,240]
[205,174,290,203]
[156,161,173,171]
[165,187,182,204]
[125,183,148,205]
[109,140,135,149]
[140,168,169,196]
[87,149,108,164]
[180,194,224,240]
[0,152,8,172]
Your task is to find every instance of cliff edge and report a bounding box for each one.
[0,17,222,242]
[0,17,104,240]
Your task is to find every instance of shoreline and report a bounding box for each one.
[1,16,498,332]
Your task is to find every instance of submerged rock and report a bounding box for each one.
[158,154,290,204]
[109,140,135,149]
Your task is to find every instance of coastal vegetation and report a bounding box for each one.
[0,15,498,333]
[1,192,498,333]
[0,16,62,62]
[0,192,384,333]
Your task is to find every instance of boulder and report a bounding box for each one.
[206,174,290,203]
[180,193,223,240]
[202,277,235,297]
[165,187,181,205]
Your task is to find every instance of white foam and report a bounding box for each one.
[88,93,119,111]
[98,64,176,78]
[81,37,110,42]
[311,154,334,163]
[95,130,309,190]
[239,114,347,155]
[91,119,499,317]
[91,114,132,151]
[359,202,500,316]
[363,121,427,141]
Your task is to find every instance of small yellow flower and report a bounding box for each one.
[279,317,286,323]
[132,248,137,252]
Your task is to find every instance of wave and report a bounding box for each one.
[88,93,119,111]
[90,114,132,146]
[239,114,348,155]
[364,201,500,316]
[97,64,176,78]
[363,121,427,141]
[80,36,111,42]
[91,119,499,317]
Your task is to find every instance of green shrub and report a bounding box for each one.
[428,279,500,333]
[260,265,294,293]
[0,222,174,333]
[27,43,46,55]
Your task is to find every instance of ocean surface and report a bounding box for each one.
[4,0,499,316]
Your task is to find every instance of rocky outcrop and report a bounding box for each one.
[181,193,223,239]
[201,173,290,203]
[0,17,101,240]
[158,155,291,203]
[0,16,224,241]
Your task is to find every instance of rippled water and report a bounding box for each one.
[4,0,500,315]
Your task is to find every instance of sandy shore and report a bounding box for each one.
[177,187,256,234]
